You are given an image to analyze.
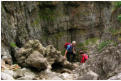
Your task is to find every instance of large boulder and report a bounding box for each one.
[26,51,48,71]
[14,40,48,71]
[45,45,64,64]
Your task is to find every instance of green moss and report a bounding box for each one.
[10,42,17,48]
[31,17,40,27]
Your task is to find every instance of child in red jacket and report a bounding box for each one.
[80,51,88,63]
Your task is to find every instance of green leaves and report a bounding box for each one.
[97,40,112,52]
[113,1,121,9]
[118,14,121,22]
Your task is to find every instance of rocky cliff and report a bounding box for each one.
[2,2,113,50]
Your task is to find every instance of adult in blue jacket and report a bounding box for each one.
[64,41,76,62]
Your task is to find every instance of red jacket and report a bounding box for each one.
[80,54,88,63]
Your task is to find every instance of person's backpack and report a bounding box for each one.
[64,42,71,49]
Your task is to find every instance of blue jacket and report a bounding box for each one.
[66,45,73,52]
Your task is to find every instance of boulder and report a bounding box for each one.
[26,51,48,71]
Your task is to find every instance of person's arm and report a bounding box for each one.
[64,45,70,59]
[73,47,76,54]
[64,50,68,59]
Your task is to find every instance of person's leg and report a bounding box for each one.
[66,52,71,62]
[72,53,76,62]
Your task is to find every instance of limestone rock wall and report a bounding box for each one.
[1,2,112,51]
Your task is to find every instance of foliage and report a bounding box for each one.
[113,1,121,9]
[118,14,121,22]
[84,38,98,46]
[76,38,99,52]
[97,40,112,52]
[76,42,88,51]
[10,42,17,48]
[31,17,40,27]
[112,2,121,12]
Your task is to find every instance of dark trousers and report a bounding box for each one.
[66,52,75,62]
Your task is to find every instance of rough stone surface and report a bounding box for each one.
[78,70,99,80]
[26,51,48,71]
[1,2,113,51]
[14,68,36,80]
[108,73,121,80]
[14,40,74,72]
[75,44,121,80]
[1,72,15,80]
